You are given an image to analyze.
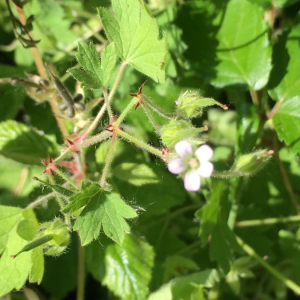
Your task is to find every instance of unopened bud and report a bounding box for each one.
[235,150,273,176]
[175,90,226,118]
[160,119,203,149]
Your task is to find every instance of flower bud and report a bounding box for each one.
[176,90,227,118]
[160,119,204,149]
[234,150,273,176]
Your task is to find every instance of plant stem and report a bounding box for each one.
[236,236,300,295]
[249,89,259,106]
[115,128,163,159]
[145,98,175,120]
[273,135,300,214]
[81,131,111,148]
[54,168,80,190]
[99,137,116,187]
[235,215,300,227]
[114,97,137,127]
[15,5,47,79]
[267,99,283,119]
[77,235,85,300]
[108,61,127,102]
[142,104,161,132]
[54,148,71,163]
[103,87,113,121]
[48,174,65,210]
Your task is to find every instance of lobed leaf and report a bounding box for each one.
[73,185,137,245]
[98,0,167,83]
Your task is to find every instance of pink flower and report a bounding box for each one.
[168,141,214,191]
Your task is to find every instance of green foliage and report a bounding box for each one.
[73,185,137,245]
[2,0,300,299]
[98,0,167,83]
[68,42,117,89]
[0,120,58,165]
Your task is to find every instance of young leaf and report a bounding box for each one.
[68,42,117,89]
[103,235,154,300]
[0,120,57,165]
[73,186,137,245]
[98,0,167,83]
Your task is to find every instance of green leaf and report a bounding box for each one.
[0,205,23,255]
[273,97,300,154]
[178,0,271,90]
[98,0,167,83]
[68,42,117,89]
[268,21,300,101]
[103,235,154,300]
[29,247,44,284]
[196,181,225,246]
[113,163,160,186]
[73,186,137,245]
[0,120,57,165]
[0,206,43,296]
[17,209,39,241]
[148,269,220,300]
[62,183,101,213]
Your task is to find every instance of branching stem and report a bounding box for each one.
[236,215,300,227]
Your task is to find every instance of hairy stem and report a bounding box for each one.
[115,97,137,127]
[99,137,116,187]
[81,131,112,148]
[236,236,300,295]
[236,215,300,227]
[108,61,127,102]
[77,235,85,300]
[115,128,163,159]
[54,168,80,190]
[273,135,300,214]
[48,174,65,210]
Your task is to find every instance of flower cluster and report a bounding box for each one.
[168,141,214,191]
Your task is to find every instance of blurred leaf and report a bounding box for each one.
[74,186,137,245]
[148,269,220,300]
[41,233,78,299]
[0,206,42,296]
[113,163,160,186]
[103,235,154,300]
[17,209,39,241]
[273,97,300,154]
[0,120,58,165]
[177,0,271,90]
[98,0,167,83]
[269,21,300,101]
[29,247,44,284]
[68,42,117,89]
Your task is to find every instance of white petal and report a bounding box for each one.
[168,158,186,174]
[184,169,201,191]
[175,141,193,157]
[195,144,213,161]
[197,162,214,178]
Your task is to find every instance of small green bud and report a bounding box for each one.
[160,119,205,149]
[234,150,273,176]
[175,90,227,118]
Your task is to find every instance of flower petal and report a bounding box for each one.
[197,162,213,178]
[168,158,186,174]
[175,141,193,157]
[184,169,201,191]
[195,144,213,161]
